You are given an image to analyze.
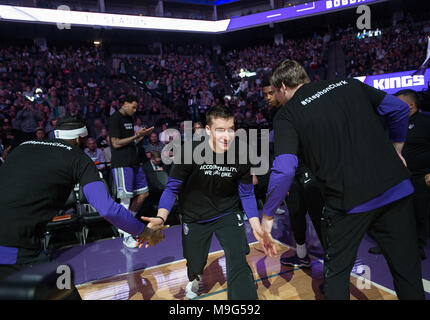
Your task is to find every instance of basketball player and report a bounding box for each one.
[140,105,276,300]
[263,75,325,268]
[369,90,430,260]
[261,60,425,300]
[0,117,163,285]
[109,95,154,248]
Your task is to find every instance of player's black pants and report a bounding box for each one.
[321,195,425,300]
[410,175,430,255]
[286,180,325,247]
[182,212,258,300]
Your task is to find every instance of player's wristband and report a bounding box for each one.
[155,216,165,224]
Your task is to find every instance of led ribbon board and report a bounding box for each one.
[0,5,229,33]
[225,0,389,32]
[0,0,388,33]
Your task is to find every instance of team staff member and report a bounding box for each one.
[140,105,276,300]
[396,90,430,259]
[0,117,163,282]
[109,95,154,248]
[262,76,325,268]
[261,59,425,300]
[370,90,430,259]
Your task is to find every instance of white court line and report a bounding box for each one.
[274,239,399,297]
[422,278,430,294]
[296,2,316,12]
[266,13,281,18]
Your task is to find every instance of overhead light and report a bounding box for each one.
[93,41,101,45]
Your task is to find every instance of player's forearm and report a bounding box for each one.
[83,181,145,236]
[238,183,259,219]
[377,94,409,143]
[263,154,298,216]
[111,135,137,149]
[248,217,263,233]
[157,177,183,215]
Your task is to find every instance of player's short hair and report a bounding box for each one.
[271,59,310,90]
[56,116,86,131]
[122,94,138,104]
[261,74,272,88]
[394,89,419,107]
[206,105,234,127]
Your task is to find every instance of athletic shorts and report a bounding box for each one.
[112,167,149,199]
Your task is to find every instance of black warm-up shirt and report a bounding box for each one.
[402,112,430,177]
[0,139,101,249]
[108,111,139,168]
[169,140,253,223]
[273,78,410,211]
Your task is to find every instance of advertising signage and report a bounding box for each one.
[355,69,430,95]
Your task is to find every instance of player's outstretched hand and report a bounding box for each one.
[136,225,168,249]
[140,216,170,231]
[136,126,154,138]
[249,217,277,258]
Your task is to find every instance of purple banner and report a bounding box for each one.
[355,69,430,95]
[226,0,388,32]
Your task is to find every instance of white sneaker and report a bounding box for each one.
[119,230,138,248]
[275,208,285,215]
[185,278,200,299]
[123,235,138,248]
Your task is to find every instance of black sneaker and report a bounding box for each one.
[280,254,311,268]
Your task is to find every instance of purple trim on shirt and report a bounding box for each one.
[348,179,414,213]
[238,183,259,219]
[420,110,430,117]
[269,130,275,143]
[197,212,233,224]
[158,177,183,212]
[377,94,409,142]
[0,246,18,265]
[263,154,298,216]
[83,181,145,236]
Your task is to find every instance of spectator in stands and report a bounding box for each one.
[46,118,57,139]
[144,132,165,159]
[96,127,109,149]
[193,121,204,140]
[242,111,256,129]
[92,119,104,139]
[143,151,165,173]
[134,117,145,133]
[85,137,106,171]
[35,127,45,141]
[103,136,112,167]
[16,100,42,140]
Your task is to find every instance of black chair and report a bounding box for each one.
[144,170,181,226]
[43,185,83,252]
[146,170,169,193]
[79,178,119,244]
